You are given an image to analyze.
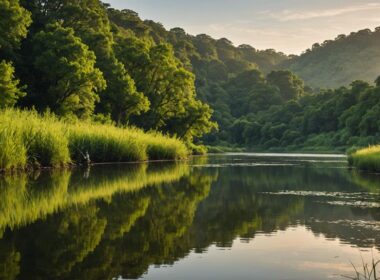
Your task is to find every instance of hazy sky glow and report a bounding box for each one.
[106,0,380,54]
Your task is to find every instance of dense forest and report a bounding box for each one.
[1,0,380,152]
[283,28,380,88]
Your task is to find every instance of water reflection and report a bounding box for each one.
[0,155,379,279]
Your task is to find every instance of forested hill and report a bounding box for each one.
[282,28,380,89]
[111,9,380,90]
[106,7,289,83]
[109,9,380,151]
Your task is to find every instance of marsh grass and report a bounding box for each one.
[68,123,148,163]
[136,131,189,160]
[0,125,27,170]
[343,257,380,280]
[0,109,188,171]
[349,146,380,172]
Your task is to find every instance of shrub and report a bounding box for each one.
[349,145,380,172]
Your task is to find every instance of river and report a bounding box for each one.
[0,153,379,279]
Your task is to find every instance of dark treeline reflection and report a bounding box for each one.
[0,156,380,279]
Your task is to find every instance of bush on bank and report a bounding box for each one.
[349,145,380,172]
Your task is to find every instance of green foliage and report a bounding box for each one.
[98,60,149,124]
[68,123,148,163]
[4,1,380,152]
[13,1,217,142]
[0,0,31,55]
[282,28,380,88]
[31,23,106,118]
[204,76,380,151]
[20,0,149,122]
[187,143,208,155]
[115,34,217,140]
[138,131,189,160]
[0,60,25,108]
[349,146,380,172]
[0,121,27,170]
[267,70,305,100]
[0,109,188,171]
[0,109,70,169]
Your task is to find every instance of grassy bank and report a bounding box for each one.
[349,145,380,172]
[0,109,188,171]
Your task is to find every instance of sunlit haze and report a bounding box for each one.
[106,0,380,54]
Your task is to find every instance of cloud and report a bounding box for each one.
[265,2,380,21]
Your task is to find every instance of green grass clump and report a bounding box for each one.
[0,125,27,170]
[349,145,380,172]
[0,109,189,171]
[134,131,188,160]
[22,113,70,167]
[0,110,70,169]
[68,123,148,163]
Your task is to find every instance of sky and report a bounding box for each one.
[105,0,380,54]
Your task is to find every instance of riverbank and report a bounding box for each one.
[349,145,380,172]
[0,109,188,171]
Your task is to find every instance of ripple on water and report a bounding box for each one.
[191,162,298,168]
[262,190,380,209]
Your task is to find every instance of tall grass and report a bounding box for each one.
[343,257,380,280]
[68,123,148,163]
[0,110,69,169]
[349,145,380,172]
[0,109,188,171]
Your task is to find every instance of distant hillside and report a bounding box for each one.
[282,28,380,89]
[110,9,380,90]
[107,8,289,83]
[107,8,380,150]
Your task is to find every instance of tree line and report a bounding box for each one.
[1,0,380,150]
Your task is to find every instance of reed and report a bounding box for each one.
[0,109,189,171]
[343,257,380,280]
[349,145,380,172]
[67,123,148,163]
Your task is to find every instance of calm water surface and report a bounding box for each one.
[0,153,380,280]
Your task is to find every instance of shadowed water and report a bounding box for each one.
[0,154,380,280]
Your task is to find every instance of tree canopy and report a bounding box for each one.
[0,0,31,57]
[0,0,379,149]
[31,23,106,118]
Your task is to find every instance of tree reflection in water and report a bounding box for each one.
[0,155,379,279]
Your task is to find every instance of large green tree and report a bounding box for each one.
[21,0,149,122]
[267,70,305,101]
[32,23,106,118]
[116,36,216,139]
